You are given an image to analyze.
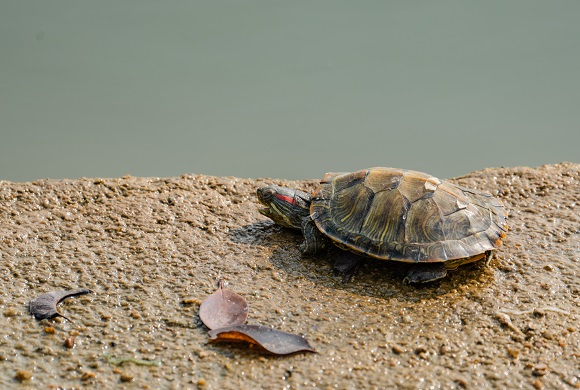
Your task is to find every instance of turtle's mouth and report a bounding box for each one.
[257,199,273,218]
[258,206,271,217]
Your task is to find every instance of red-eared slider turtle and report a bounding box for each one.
[257,167,508,283]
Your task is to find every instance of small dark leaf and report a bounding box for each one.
[199,280,248,330]
[29,289,92,322]
[208,324,316,355]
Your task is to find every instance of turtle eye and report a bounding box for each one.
[257,186,276,202]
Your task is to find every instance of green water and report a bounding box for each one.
[1,1,579,182]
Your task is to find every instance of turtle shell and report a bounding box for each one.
[310,168,508,264]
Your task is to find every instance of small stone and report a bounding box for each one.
[120,372,134,382]
[532,379,543,389]
[454,377,468,388]
[391,345,405,354]
[130,309,141,319]
[541,330,556,340]
[558,338,567,348]
[417,351,428,360]
[543,264,554,271]
[15,370,33,381]
[64,336,75,348]
[524,323,537,334]
[4,307,20,317]
[182,297,200,305]
[44,326,56,334]
[507,347,520,358]
[197,378,207,387]
[532,363,550,376]
[81,371,95,381]
[14,343,25,351]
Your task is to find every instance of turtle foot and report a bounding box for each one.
[333,256,362,283]
[403,264,447,284]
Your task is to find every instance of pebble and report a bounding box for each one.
[44,326,56,334]
[182,297,201,305]
[64,336,75,348]
[532,363,550,376]
[4,307,20,317]
[14,370,32,381]
[81,371,95,381]
[506,347,521,358]
[558,338,567,347]
[120,372,135,382]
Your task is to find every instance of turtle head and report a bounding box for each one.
[257,185,311,229]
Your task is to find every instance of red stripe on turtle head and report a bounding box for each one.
[275,194,296,205]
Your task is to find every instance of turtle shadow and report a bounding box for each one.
[229,222,493,302]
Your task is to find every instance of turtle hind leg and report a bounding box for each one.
[299,218,328,255]
[484,250,494,266]
[403,263,448,284]
[333,254,362,283]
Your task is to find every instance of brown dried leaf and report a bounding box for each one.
[208,324,316,355]
[29,289,92,322]
[199,280,248,330]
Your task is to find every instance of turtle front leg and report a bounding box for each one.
[300,218,328,254]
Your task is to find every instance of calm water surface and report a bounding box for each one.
[1,1,579,182]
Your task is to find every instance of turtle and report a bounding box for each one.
[257,167,508,283]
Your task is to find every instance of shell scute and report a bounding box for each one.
[404,197,446,243]
[397,171,437,203]
[363,168,405,193]
[360,190,406,243]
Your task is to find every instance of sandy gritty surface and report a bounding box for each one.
[0,163,578,389]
